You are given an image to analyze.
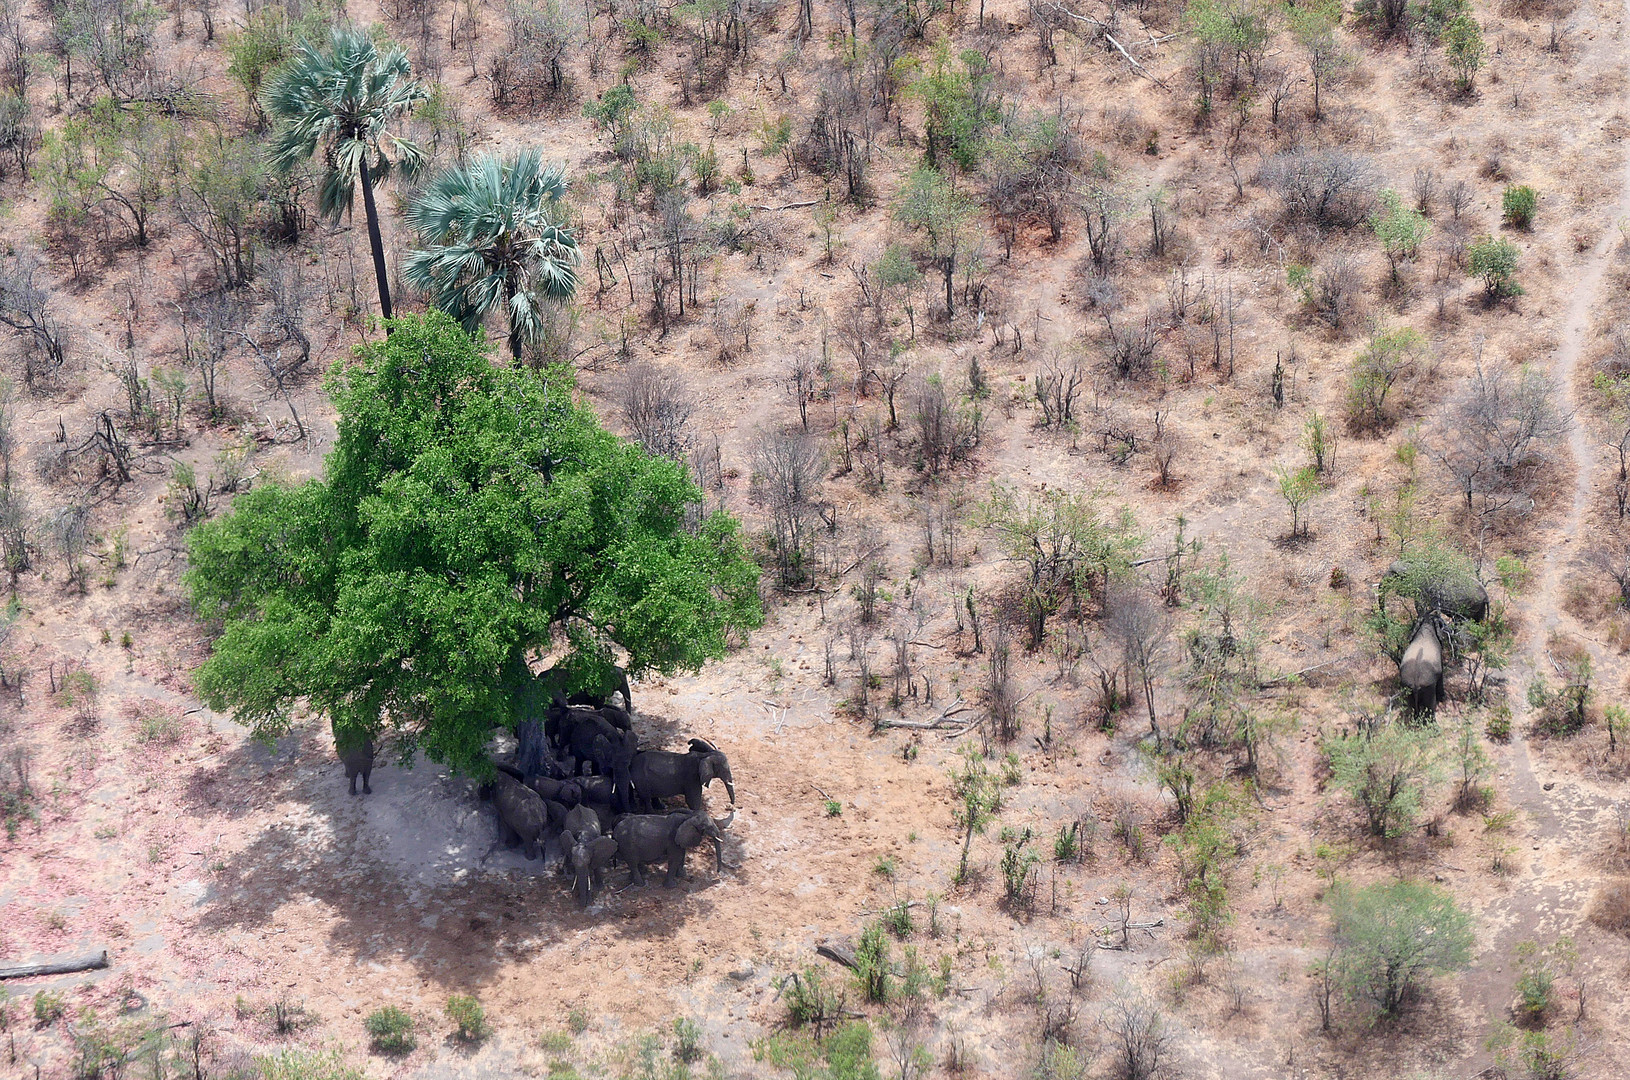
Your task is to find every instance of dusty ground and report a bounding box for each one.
[3,0,1630,1074]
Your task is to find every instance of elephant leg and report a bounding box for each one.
[362,769,372,795]
[629,861,646,887]
[348,774,358,796]
[524,838,539,860]
[499,818,519,848]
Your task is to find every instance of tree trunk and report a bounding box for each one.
[943,258,954,317]
[359,157,394,329]
[504,274,522,361]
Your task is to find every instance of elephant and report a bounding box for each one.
[1384,559,1488,623]
[334,728,374,796]
[570,834,619,906]
[560,712,637,813]
[536,663,633,711]
[526,775,583,806]
[1399,618,1445,715]
[630,739,735,812]
[491,771,550,860]
[612,810,734,888]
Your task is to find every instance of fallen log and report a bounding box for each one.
[754,200,819,211]
[816,943,858,969]
[0,949,109,979]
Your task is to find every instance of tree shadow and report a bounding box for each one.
[186,734,743,990]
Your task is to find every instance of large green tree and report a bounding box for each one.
[262,25,426,321]
[1330,879,1474,1015]
[403,149,581,362]
[185,312,761,772]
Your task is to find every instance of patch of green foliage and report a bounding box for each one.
[185,313,761,774]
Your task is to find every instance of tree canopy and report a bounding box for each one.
[185,312,762,772]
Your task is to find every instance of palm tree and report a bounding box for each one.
[403,149,581,361]
[262,26,426,322]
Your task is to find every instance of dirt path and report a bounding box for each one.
[1454,12,1630,1061]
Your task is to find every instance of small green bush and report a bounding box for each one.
[33,990,66,1026]
[567,1007,589,1034]
[364,1006,416,1053]
[672,1016,704,1063]
[539,1031,573,1052]
[1501,185,1537,229]
[824,799,842,817]
[1485,707,1513,743]
[853,923,892,1004]
[1468,234,1522,299]
[257,1050,366,1080]
[445,994,488,1043]
[882,900,914,938]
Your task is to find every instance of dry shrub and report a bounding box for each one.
[1588,879,1630,937]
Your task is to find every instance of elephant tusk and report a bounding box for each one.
[714,810,736,831]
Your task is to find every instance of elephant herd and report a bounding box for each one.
[334,675,737,907]
[1383,558,1490,715]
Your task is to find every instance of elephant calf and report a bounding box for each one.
[570,834,619,906]
[613,810,734,889]
[1400,618,1445,715]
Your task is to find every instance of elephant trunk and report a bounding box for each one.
[723,779,736,805]
[712,836,724,874]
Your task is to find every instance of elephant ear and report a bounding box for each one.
[592,835,618,865]
[674,816,706,849]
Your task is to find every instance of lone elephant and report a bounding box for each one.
[1385,558,1488,623]
[1399,618,1445,715]
[613,810,734,888]
[334,725,375,796]
[630,738,735,813]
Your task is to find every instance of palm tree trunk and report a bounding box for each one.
[359,157,393,328]
[504,275,522,362]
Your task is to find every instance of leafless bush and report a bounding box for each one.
[0,249,68,390]
[1412,166,1437,214]
[1261,149,1376,227]
[0,481,32,578]
[1101,990,1171,1080]
[751,425,825,587]
[1445,178,1473,220]
[1102,310,1158,379]
[1591,542,1630,606]
[912,372,980,475]
[1105,582,1172,748]
[988,623,1018,741]
[51,501,90,592]
[489,0,579,107]
[1034,348,1085,430]
[1307,255,1361,330]
[1430,360,1568,512]
[619,361,696,461]
[255,257,314,375]
[178,290,243,420]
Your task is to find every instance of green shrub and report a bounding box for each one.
[567,1007,589,1034]
[1052,821,1080,862]
[1485,706,1513,743]
[779,966,845,1028]
[445,994,488,1042]
[853,923,892,1004]
[1000,832,1040,910]
[882,900,913,938]
[33,990,66,1026]
[1502,185,1537,229]
[672,1016,704,1063]
[1468,235,1522,299]
[824,799,842,817]
[257,1050,366,1080]
[539,1030,573,1052]
[364,1006,416,1053]
[1330,880,1474,1015]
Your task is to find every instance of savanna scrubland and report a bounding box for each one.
[2,0,1630,1075]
